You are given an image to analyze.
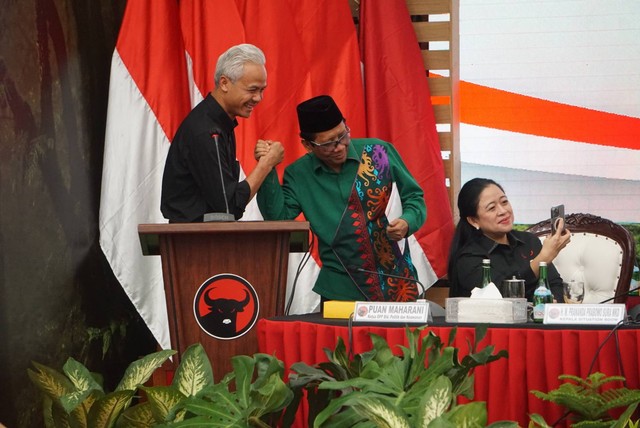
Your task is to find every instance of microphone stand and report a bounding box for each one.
[204,133,235,222]
[598,285,640,304]
[350,266,446,319]
[343,266,445,357]
[598,284,640,322]
[354,266,427,299]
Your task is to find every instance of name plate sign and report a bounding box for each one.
[353,300,429,323]
[543,304,626,325]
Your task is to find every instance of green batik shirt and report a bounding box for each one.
[257,138,426,301]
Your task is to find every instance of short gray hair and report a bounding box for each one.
[214,44,266,87]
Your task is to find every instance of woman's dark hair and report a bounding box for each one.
[447,178,504,286]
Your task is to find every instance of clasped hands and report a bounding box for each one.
[255,139,409,241]
[254,139,284,167]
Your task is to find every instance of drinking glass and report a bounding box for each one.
[563,280,584,304]
[500,278,525,298]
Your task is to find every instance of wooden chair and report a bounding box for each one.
[424,278,450,308]
[527,213,636,303]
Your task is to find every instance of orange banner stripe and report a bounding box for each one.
[460,80,640,151]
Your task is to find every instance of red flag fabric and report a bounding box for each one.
[233,0,311,174]
[180,0,245,104]
[286,0,366,138]
[360,0,454,279]
[235,0,366,174]
[99,0,191,349]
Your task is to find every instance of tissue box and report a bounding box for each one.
[445,297,528,324]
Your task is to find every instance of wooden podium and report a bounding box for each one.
[138,221,309,381]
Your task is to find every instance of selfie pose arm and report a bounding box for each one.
[530,218,571,277]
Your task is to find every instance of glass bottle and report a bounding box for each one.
[630,265,639,296]
[480,259,491,288]
[532,261,553,323]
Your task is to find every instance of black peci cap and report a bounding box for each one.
[296,95,344,134]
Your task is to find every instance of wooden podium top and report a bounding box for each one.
[138,220,310,255]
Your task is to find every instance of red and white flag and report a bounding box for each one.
[99,0,191,349]
[360,0,454,281]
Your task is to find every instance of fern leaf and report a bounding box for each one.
[559,373,625,391]
[600,389,640,413]
[533,388,606,420]
[558,373,590,386]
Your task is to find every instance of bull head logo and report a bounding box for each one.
[193,274,259,340]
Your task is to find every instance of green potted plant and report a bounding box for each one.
[30,329,640,427]
[286,325,516,427]
[28,343,292,427]
[529,372,640,428]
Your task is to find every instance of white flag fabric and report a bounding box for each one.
[99,0,191,349]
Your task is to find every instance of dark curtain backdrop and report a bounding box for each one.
[0,1,157,426]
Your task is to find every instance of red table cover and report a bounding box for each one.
[258,318,640,427]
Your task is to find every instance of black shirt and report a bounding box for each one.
[161,94,251,222]
[449,230,563,301]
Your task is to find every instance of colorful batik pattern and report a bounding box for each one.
[332,144,419,301]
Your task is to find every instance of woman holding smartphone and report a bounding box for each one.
[447,178,571,301]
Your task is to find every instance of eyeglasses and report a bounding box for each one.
[305,126,350,151]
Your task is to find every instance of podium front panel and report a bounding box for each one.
[139,221,309,380]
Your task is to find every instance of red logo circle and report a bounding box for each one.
[193,274,260,340]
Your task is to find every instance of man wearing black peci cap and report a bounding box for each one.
[256,95,426,302]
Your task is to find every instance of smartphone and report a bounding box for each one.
[550,204,565,234]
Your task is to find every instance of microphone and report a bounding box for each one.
[598,285,640,304]
[347,266,446,319]
[203,132,235,222]
[352,266,427,299]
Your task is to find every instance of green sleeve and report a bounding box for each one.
[256,168,302,220]
[257,169,286,220]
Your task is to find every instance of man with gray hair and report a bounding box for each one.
[161,43,283,222]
